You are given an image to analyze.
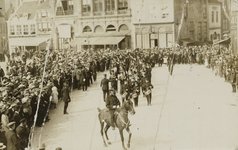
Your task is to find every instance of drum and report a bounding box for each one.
[132,93,138,98]
[145,89,152,96]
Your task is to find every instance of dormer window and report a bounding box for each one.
[23,13,28,20]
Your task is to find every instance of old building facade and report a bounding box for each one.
[73,0,131,50]
[0,0,7,54]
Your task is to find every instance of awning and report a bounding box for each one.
[213,38,230,45]
[10,38,49,46]
[70,36,125,45]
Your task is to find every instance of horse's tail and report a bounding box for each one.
[97,107,101,112]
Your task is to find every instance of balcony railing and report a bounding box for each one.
[56,10,74,16]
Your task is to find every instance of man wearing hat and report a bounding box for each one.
[16,118,29,150]
[231,67,236,93]
[0,66,5,83]
[106,88,121,130]
[100,74,109,102]
[132,81,140,107]
[6,122,20,150]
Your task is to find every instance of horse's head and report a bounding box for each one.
[122,99,136,115]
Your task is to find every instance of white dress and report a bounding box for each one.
[52,86,58,104]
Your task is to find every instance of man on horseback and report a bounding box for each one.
[106,88,121,130]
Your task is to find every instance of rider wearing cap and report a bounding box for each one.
[105,88,121,130]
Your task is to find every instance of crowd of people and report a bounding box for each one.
[0,47,158,149]
[0,43,233,149]
[159,45,235,92]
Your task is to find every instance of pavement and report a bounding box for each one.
[28,64,238,150]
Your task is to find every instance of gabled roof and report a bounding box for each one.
[37,0,51,10]
[13,1,38,20]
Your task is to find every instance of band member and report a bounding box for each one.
[62,82,71,114]
[143,79,154,106]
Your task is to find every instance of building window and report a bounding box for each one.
[30,24,35,34]
[106,0,115,11]
[83,26,92,32]
[204,22,207,38]
[94,0,103,12]
[69,0,74,11]
[106,25,116,32]
[17,25,22,35]
[212,11,214,23]
[42,23,47,32]
[23,25,28,35]
[38,24,42,32]
[10,25,15,35]
[216,11,218,22]
[37,13,41,18]
[47,12,50,17]
[42,12,47,17]
[48,23,51,31]
[118,0,128,10]
[0,24,2,33]
[82,0,91,12]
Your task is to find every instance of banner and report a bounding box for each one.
[58,25,71,38]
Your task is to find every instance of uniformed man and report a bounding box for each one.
[100,74,109,102]
[105,89,121,130]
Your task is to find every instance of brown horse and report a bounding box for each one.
[97,99,136,150]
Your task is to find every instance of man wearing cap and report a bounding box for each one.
[106,89,121,130]
[62,82,71,114]
[100,74,109,102]
[5,122,20,150]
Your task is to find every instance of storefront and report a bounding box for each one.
[71,31,130,51]
[9,37,51,54]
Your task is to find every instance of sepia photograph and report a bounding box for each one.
[0,0,237,149]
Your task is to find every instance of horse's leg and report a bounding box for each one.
[104,124,111,145]
[100,121,107,147]
[126,127,132,148]
[119,129,127,150]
